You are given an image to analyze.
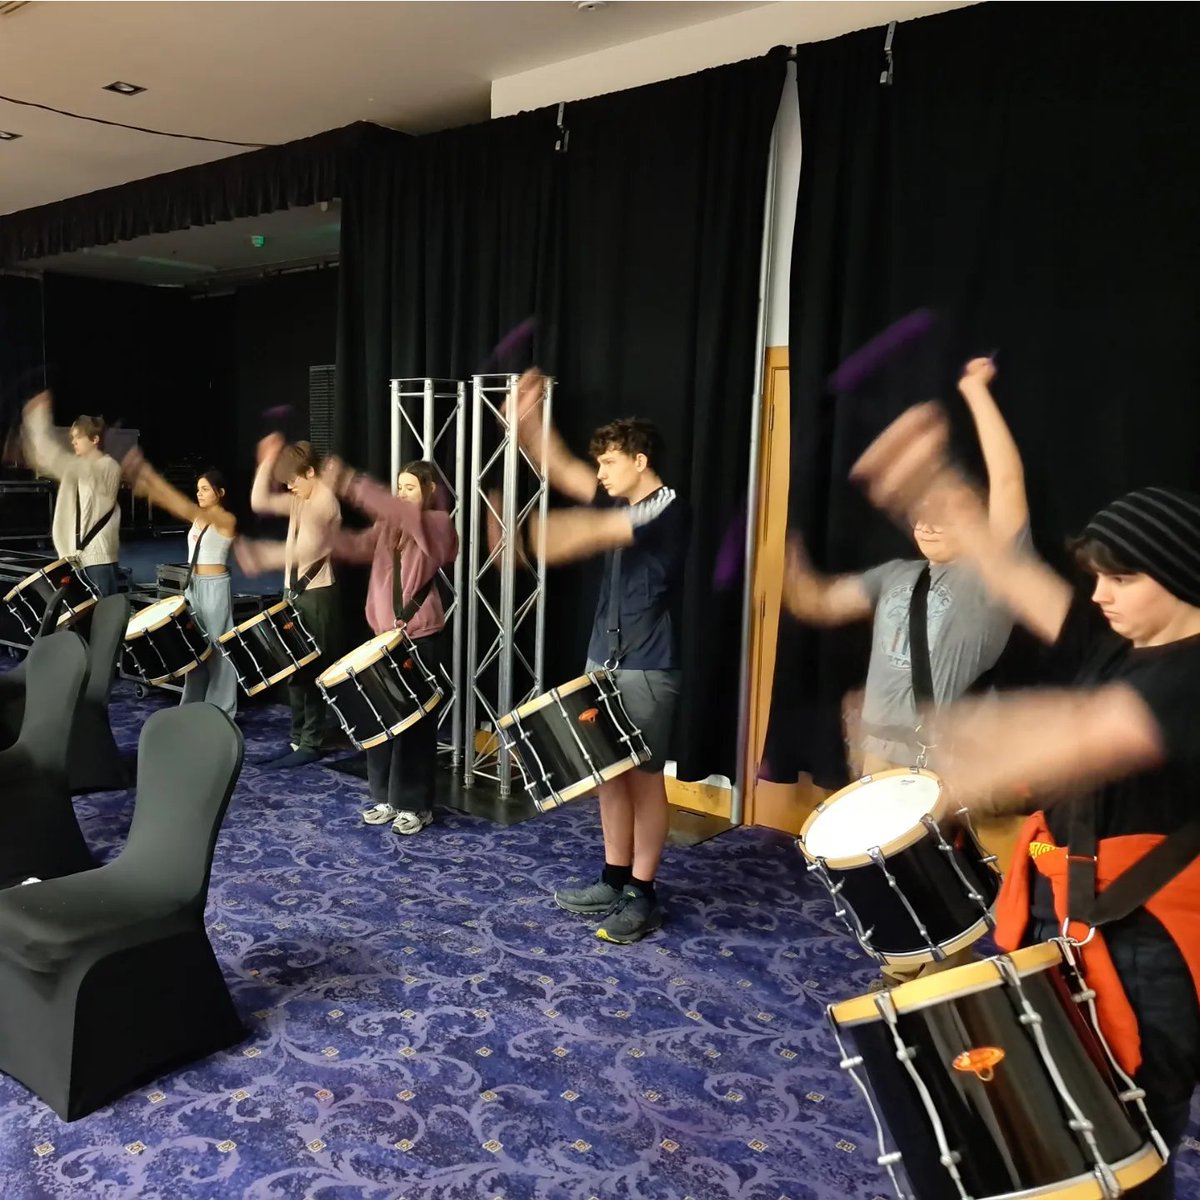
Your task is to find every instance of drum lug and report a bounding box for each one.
[1092,1163,1121,1200]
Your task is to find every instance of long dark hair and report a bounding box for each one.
[393,460,438,554]
[198,467,227,500]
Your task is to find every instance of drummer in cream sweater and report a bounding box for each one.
[22,391,122,597]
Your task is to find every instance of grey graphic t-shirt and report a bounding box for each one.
[859,547,1020,766]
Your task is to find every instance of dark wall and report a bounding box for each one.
[8,268,337,520]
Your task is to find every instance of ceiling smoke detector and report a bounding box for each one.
[574,1,610,10]
[103,81,146,96]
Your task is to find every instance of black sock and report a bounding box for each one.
[602,863,632,889]
[629,876,656,905]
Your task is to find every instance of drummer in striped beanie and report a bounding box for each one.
[853,401,1200,1199]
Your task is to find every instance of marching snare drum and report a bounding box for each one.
[827,941,1166,1200]
[217,599,319,697]
[497,670,651,812]
[123,596,212,686]
[3,558,98,637]
[317,630,443,750]
[798,768,1000,966]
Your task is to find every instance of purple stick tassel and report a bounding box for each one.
[828,308,937,393]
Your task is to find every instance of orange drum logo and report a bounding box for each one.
[578,708,599,724]
[403,659,414,670]
[952,1047,1006,1082]
[59,575,72,587]
[282,621,294,631]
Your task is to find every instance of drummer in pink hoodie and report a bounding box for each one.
[324,458,458,836]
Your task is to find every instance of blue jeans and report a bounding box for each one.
[1032,911,1200,1198]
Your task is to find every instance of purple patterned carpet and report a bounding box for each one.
[2,680,1198,1199]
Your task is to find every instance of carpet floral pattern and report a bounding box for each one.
[1,681,1197,1199]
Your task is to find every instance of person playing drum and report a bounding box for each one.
[321,458,458,837]
[783,357,1029,983]
[506,368,691,945]
[853,400,1200,1200]
[21,391,122,597]
[121,450,239,717]
[236,436,341,767]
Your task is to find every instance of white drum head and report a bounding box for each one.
[319,630,398,685]
[804,772,941,860]
[126,595,184,636]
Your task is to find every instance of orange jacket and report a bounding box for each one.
[995,810,1200,1076]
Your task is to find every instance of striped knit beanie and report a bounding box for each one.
[1082,486,1200,607]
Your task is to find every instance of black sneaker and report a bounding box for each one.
[595,885,664,944]
[554,879,623,916]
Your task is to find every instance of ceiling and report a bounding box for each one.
[18,203,342,287]
[0,0,766,216]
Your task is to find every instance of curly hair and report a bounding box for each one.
[588,417,663,469]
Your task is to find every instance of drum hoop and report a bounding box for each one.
[537,753,646,810]
[318,629,405,688]
[220,601,290,640]
[829,941,1064,1027]
[56,596,98,627]
[355,689,445,749]
[498,672,606,729]
[125,596,187,639]
[4,558,72,602]
[797,767,944,868]
[141,644,214,685]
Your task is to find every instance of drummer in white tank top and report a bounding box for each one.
[120,452,240,717]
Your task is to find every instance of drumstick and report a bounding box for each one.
[828,308,938,394]
[480,316,538,375]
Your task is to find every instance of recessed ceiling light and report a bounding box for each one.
[0,130,21,141]
[103,81,146,96]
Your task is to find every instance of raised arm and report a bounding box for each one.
[250,434,294,517]
[781,534,873,627]
[21,392,77,481]
[852,402,1071,643]
[958,357,1028,544]
[120,448,236,538]
[504,369,597,505]
[329,522,382,566]
[934,683,1162,814]
[323,460,458,564]
[525,506,632,565]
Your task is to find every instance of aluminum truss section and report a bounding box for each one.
[389,377,467,767]
[465,373,551,796]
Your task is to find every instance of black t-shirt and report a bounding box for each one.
[587,485,691,670]
[1042,591,1200,845]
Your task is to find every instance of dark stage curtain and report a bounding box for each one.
[336,50,787,780]
[0,122,391,266]
[335,109,562,475]
[764,3,1200,789]
[0,274,45,433]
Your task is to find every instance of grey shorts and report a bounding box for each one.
[585,660,681,774]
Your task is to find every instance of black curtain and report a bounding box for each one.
[0,274,45,434]
[335,110,562,475]
[0,123,389,266]
[336,51,786,780]
[764,4,1200,789]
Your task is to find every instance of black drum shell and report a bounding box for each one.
[319,639,441,750]
[830,947,1157,1200]
[499,672,650,810]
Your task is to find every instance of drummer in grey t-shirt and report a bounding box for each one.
[783,358,1028,983]
[783,357,1029,777]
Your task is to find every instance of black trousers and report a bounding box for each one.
[1032,912,1200,1199]
[365,633,443,815]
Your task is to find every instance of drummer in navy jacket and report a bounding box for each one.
[508,368,691,944]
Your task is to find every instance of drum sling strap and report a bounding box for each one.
[1068,804,1200,932]
[74,492,117,557]
[287,556,329,600]
[393,553,436,626]
[909,563,935,708]
[184,524,209,592]
[606,547,625,666]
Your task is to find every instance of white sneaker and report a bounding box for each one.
[391,810,433,836]
[362,803,399,825]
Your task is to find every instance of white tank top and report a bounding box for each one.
[188,521,233,567]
